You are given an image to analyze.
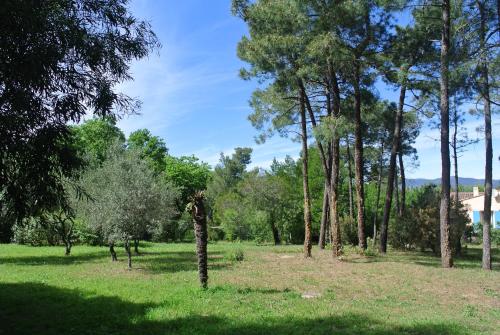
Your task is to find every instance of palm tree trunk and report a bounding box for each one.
[191,192,209,287]
[440,0,453,268]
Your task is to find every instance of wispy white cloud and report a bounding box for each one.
[190,138,301,170]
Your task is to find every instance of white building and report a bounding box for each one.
[458,187,500,229]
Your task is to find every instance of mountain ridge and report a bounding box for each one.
[406,177,500,188]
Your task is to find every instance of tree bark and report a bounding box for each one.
[328,70,342,257]
[353,65,366,249]
[134,239,140,255]
[125,239,132,269]
[373,141,384,245]
[394,168,400,215]
[299,89,313,258]
[109,243,117,262]
[64,240,72,256]
[330,135,342,256]
[318,182,329,249]
[380,73,407,253]
[191,191,208,288]
[452,101,462,256]
[398,150,406,216]
[440,0,453,268]
[478,0,492,270]
[346,137,354,220]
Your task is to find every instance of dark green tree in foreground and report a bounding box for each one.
[0,0,158,222]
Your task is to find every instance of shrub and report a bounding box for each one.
[249,210,273,244]
[389,185,468,254]
[363,238,379,257]
[492,230,500,246]
[225,249,244,262]
[12,217,57,246]
[73,218,101,245]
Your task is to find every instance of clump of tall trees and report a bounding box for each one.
[233,0,498,268]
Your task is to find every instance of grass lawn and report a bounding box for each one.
[0,242,499,335]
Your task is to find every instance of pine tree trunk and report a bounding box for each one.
[191,192,209,288]
[346,137,354,220]
[331,136,342,256]
[380,75,406,253]
[353,65,366,249]
[134,239,140,255]
[394,168,400,215]
[125,239,132,269]
[440,0,453,268]
[398,151,406,216]
[330,71,342,257]
[299,89,313,258]
[109,243,117,262]
[452,102,462,255]
[373,141,384,245]
[478,0,492,270]
[318,182,329,249]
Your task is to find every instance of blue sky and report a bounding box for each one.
[116,0,499,179]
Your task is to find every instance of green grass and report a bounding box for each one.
[0,242,499,335]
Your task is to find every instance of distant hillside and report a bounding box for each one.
[406,177,500,188]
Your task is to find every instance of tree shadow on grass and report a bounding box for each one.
[0,249,111,266]
[138,251,230,274]
[344,246,499,271]
[0,248,230,274]
[0,282,470,335]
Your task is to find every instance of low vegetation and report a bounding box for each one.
[0,243,498,335]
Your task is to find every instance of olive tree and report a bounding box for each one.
[77,144,178,268]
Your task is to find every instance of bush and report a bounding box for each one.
[389,185,468,254]
[225,248,244,262]
[363,238,379,257]
[492,230,500,246]
[12,217,58,246]
[72,218,101,245]
[249,210,273,244]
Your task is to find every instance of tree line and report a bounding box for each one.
[0,0,497,282]
[232,0,498,269]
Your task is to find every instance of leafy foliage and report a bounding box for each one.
[390,185,469,254]
[128,129,168,174]
[0,0,158,220]
[76,144,178,245]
